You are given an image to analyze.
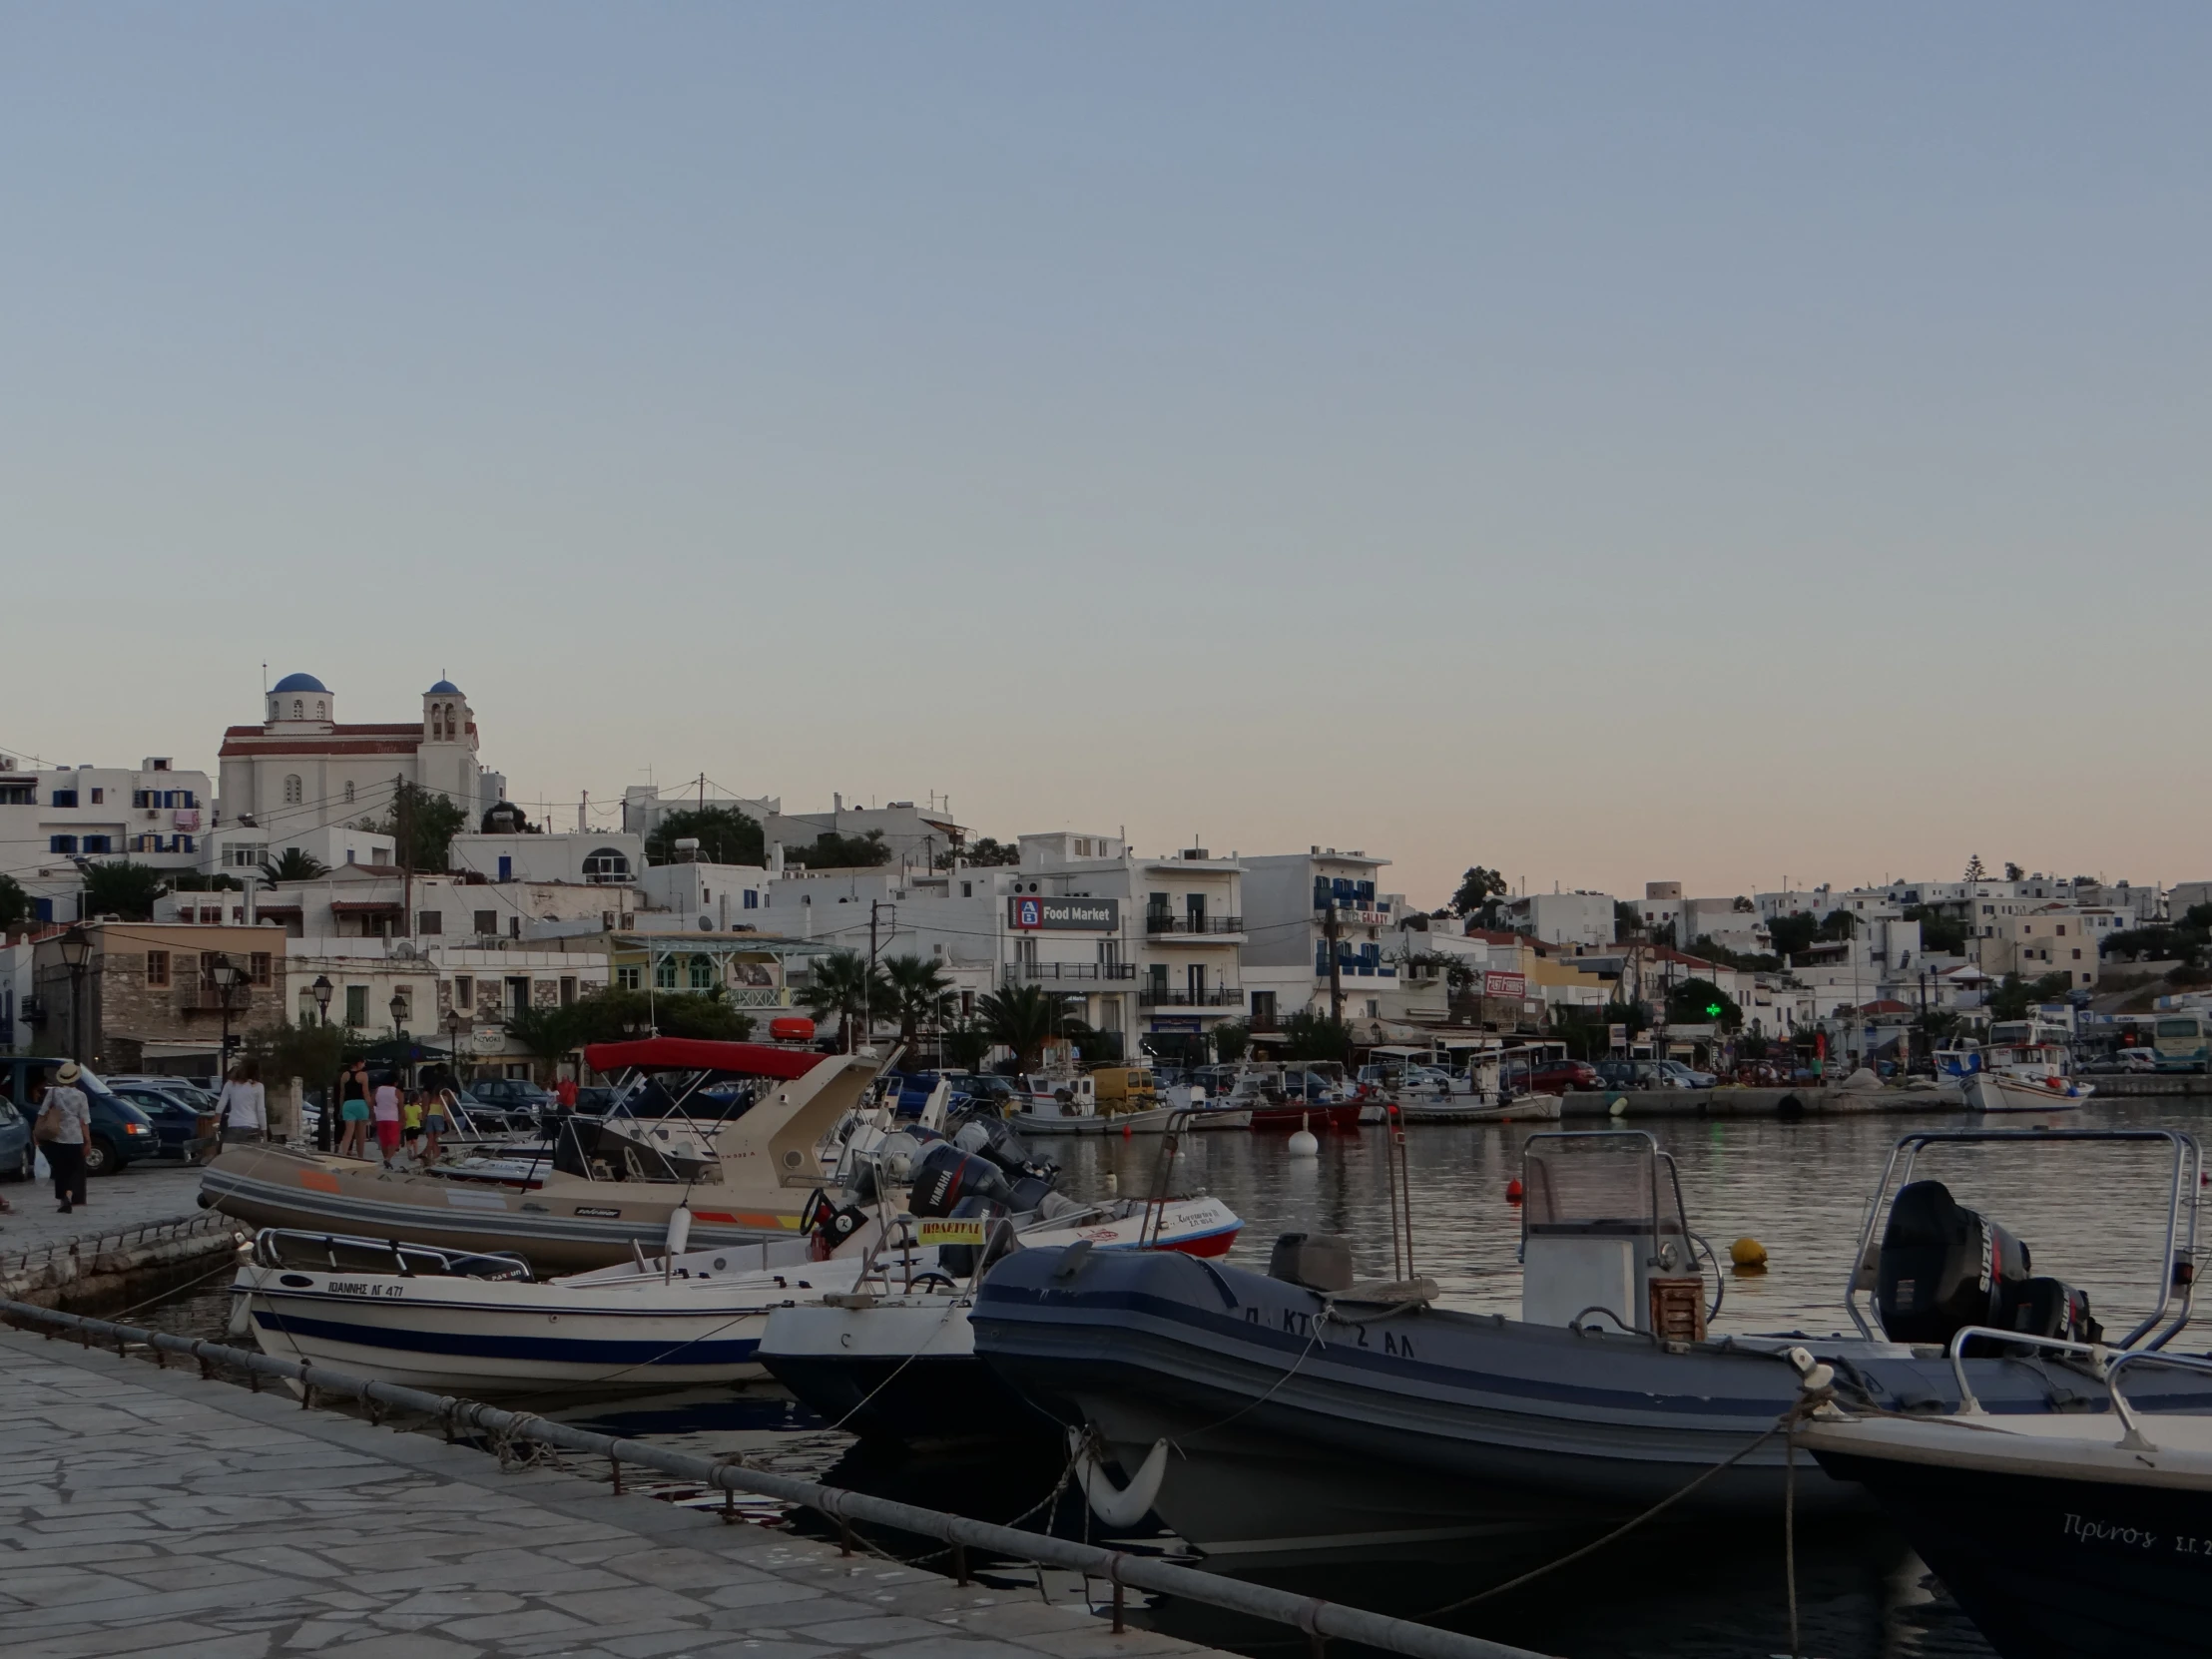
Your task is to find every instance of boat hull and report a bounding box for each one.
[201,1144,803,1272]
[1965,1074,2091,1112]
[760,1299,1055,1445]
[1009,1107,1250,1135]
[972,1246,2212,1564]
[1393,1096,1562,1125]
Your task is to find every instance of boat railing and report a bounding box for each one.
[1844,1129,2200,1348]
[252,1227,534,1281]
[1941,1328,2212,1446]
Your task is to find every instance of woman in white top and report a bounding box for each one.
[215,1059,268,1145]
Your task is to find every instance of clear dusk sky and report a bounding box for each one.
[4,7,2207,906]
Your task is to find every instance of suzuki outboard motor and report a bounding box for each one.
[907,1141,1017,1218]
[1876,1180,2031,1345]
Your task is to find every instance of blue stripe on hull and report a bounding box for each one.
[255,1310,760,1366]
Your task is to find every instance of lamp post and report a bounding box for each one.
[57,925,91,1061]
[209,952,242,1076]
[311,975,335,1151]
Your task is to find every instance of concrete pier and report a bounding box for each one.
[0,1327,1216,1659]
[1,1165,243,1309]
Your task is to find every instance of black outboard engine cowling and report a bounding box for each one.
[951,1114,1057,1185]
[907,1142,1017,1218]
[1877,1180,2032,1346]
[935,1194,1010,1278]
[1993,1277,2102,1353]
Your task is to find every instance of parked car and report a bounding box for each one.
[571,1086,621,1115]
[104,1082,222,1164]
[0,1058,163,1177]
[1593,1059,1683,1090]
[2086,1050,2159,1074]
[1503,1057,1603,1095]
[468,1077,554,1111]
[1653,1059,1719,1089]
[108,1075,222,1113]
[1,1097,28,1182]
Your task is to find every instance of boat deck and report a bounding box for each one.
[0,1325,1220,1659]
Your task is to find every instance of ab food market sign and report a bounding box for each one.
[1008,895,1120,931]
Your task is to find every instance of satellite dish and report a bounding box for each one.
[698,915,714,931]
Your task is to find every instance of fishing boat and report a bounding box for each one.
[1803,1348,2212,1659]
[972,1127,2212,1564]
[199,1038,880,1272]
[1964,1025,2093,1112]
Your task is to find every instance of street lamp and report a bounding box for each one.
[57,925,91,1061]
[311,974,336,1151]
[209,952,242,1074]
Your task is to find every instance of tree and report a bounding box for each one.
[1767,912,1820,958]
[1818,909,1857,941]
[244,1020,364,1099]
[940,1020,991,1071]
[976,982,1078,1070]
[262,847,328,883]
[942,836,1021,868]
[1613,901,1646,942]
[1903,905,1967,955]
[655,991,755,1043]
[504,1002,592,1084]
[1730,895,1755,914]
[798,950,890,1049]
[1688,935,1780,972]
[646,806,765,867]
[792,830,891,870]
[566,986,755,1045]
[0,873,28,934]
[1280,1010,1355,1065]
[881,954,955,1047]
[1212,1021,1250,1064]
[2003,862,2025,882]
[1449,865,1508,920]
[375,782,469,872]
[1963,853,1988,882]
[80,859,166,922]
[1988,971,2073,1021]
[1667,977,1742,1031]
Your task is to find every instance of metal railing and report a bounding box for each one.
[1004,962,1136,982]
[1138,987,1246,1007]
[1143,914,1244,935]
[0,1299,1551,1659]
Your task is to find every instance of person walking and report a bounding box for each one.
[421,1072,456,1164]
[36,1064,93,1214]
[369,1073,403,1166]
[215,1059,268,1145]
[399,1087,424,1162]
[337,1059,372,1159]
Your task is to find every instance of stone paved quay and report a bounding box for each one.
[0,1329,1218,1659]
[2,1162,209,1256]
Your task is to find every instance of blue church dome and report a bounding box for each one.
[272,672,329,694]
[426,679,462,695]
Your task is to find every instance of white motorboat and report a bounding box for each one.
[1963,1033,2092,1112]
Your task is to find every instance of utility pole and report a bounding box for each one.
[394,773,413,941]
[866,899,889,1054]
[1326,904,1344,1024]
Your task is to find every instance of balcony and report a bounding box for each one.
[1138,986,1246,1008]
[1006,962,1136,982]
[1144,914,1244,936]
[1315,964,1398,980]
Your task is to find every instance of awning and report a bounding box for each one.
[582,1037,827,1079]
[330,900,404,915]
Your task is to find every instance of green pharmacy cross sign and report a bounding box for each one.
[1705,1002,1725,1018]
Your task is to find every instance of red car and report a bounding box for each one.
[1503,1058,1602,1095]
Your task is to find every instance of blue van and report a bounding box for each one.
[0,1058,163,1178]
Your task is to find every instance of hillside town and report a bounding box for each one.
[5,670,2207,1089]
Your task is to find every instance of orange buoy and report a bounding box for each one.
[1122,1121,1132,1139]
[1506,1178,1524,1204]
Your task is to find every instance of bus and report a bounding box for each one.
[2152,1013,2211,1073]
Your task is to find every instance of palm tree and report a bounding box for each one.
[797,950,889,1051]
[504,1002,589,1085]
[976,982,1080,1071]
[881,954,955,1048]
[262,847,329,883]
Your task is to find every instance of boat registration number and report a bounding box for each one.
[327,1282,405,1299]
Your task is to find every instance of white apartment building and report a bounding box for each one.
[1241,849,1412,1027]
[1498,890,1616,949]
[1982,905,2117,988]
[621,786,966,874]
[1,756,214,923]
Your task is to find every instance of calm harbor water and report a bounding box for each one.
[148,1096,2212,1659]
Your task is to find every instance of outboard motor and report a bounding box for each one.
[1876,1180,2032,1345]
[848,1126,943,1201]
[907,1141,1017,1218]
[935,1193,1010,1278]
[1006,1174,1055,1213]
[802,1188,870,1255]
[1268,1232,1355,1294]
[2001,1276,2102,1349]
[952,1114,1057,1185]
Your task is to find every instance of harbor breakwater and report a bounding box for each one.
[0,1210,246,1311]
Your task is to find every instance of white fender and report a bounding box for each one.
[665,1205,693,1259]
[921,1077,953,1134]
[1070,1430,1169,1529]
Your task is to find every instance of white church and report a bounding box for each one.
[214,673,506,861]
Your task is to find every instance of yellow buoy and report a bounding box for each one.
[1730,1236,1769,1272]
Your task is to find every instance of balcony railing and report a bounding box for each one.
[1144,914,1245,935]
[1006,962,1136,982]
[1138,987,1247,1008]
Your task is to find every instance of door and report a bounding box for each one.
[1186,963,1205,1003]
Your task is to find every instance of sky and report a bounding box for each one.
[4,6,2208,908]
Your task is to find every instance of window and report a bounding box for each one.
[315,700,326,719]
[89,788,104,805]
[146,950,170,988]
[250,952,273,987]
[2072,948,2082,960]
[179,834,195,853]
[655,957,677,989]
[418,910,443,934]
[559,976,578,1005]
[2056,925,2066,936]
[344,985,368,1026]
[508,915,521,938]
[227,845,263,867]
[52,790,77,808]
[689,956,714,989]
[473,910,497,935]
[282,775,302,805]
[960,881,972,898]
[506,977,529,1017]
[48,835,76,854]
[617,965,641,990]
[79,835,109,853]
[343,782,355,805]
[743,889,758,909]
[582,847,631,884]
[290,699,303,719]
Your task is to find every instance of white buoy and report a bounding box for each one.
[1287,1112,1320,1158]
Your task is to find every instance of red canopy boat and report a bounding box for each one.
[582,1037,826,1081]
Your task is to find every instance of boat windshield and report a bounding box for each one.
[1522,1133,1688,1241]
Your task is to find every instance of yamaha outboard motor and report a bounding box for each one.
[848,1126,943,1202]
[1876,1180,2031,1345]
[935,1193,1011,1279]
[907,1141,1017,1218]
